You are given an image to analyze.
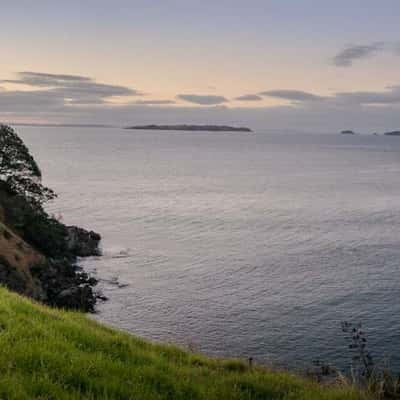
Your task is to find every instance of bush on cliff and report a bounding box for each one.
[0,124,56,206]
[0,125,100,311]
[18,210,68,258]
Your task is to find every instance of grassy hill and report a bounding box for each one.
[0,287,367,400]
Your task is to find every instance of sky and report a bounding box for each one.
[1,0,400,131]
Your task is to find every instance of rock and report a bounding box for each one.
[96,293,109,301]
[56,285,96,311]
[66,226,101,257]
[30,259,98,312]
[384,131,400,136]
[341,130,356,135]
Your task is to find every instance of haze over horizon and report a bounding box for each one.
[2,0,400,132]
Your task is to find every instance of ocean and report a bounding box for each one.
[18,126,400,372]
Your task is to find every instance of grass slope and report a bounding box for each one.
[0,288,366,400]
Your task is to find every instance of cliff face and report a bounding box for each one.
[0,216,46,300]
[0,183,101,311]
[0,124,102,311]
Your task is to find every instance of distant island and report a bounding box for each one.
[126,124,252,132]
[339,130,400,136]
[384,131,400,136]
[340,130,356,135]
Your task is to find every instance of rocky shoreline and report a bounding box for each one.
[0,183,102,311]
[31,225,101,311]
[0,125,102,312]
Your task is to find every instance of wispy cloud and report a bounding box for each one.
[2,71,91,86]
[259,90,324,102]
[235,94,262,101]
[332,42,386,67]
[256,86,400,107]
[1,71,141,104]
[176,94,228,105]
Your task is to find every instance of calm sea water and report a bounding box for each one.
[19,127,400,371]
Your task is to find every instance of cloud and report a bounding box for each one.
[258,86,400,107]
[2,71,91,86]
[1,71,141,105]
[176,94,228,105]
[259,90,324,102]
[2,91,400,133]
[334,86,400,105]
[132,99,175,105]
[332,42,385,67]
[235,94,262,101]
[259,86,400,107]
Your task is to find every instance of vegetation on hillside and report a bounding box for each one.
[0,124,56,206]
[0,125,100,311]
[0,287,367,400]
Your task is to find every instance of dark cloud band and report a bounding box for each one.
[259,90,324,102]
[332,42,385,67]
[235,94,262,101]
[176,94,228,105]
[1,71,141,105]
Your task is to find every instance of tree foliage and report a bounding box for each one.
[0,125,56,205]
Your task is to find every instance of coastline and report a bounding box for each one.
[0,125,101,311]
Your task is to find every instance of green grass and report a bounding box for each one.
[0,287,367,400]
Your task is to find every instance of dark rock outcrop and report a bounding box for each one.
[66,226,101,257]
[31,259,97,312]
[341,130,356,135]
[0,181,101,312]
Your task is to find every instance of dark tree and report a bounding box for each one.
[0,125,56,205]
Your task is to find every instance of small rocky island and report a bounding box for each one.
[340,130,356,135]
[126,124,252,132]
[384,131,400,136]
